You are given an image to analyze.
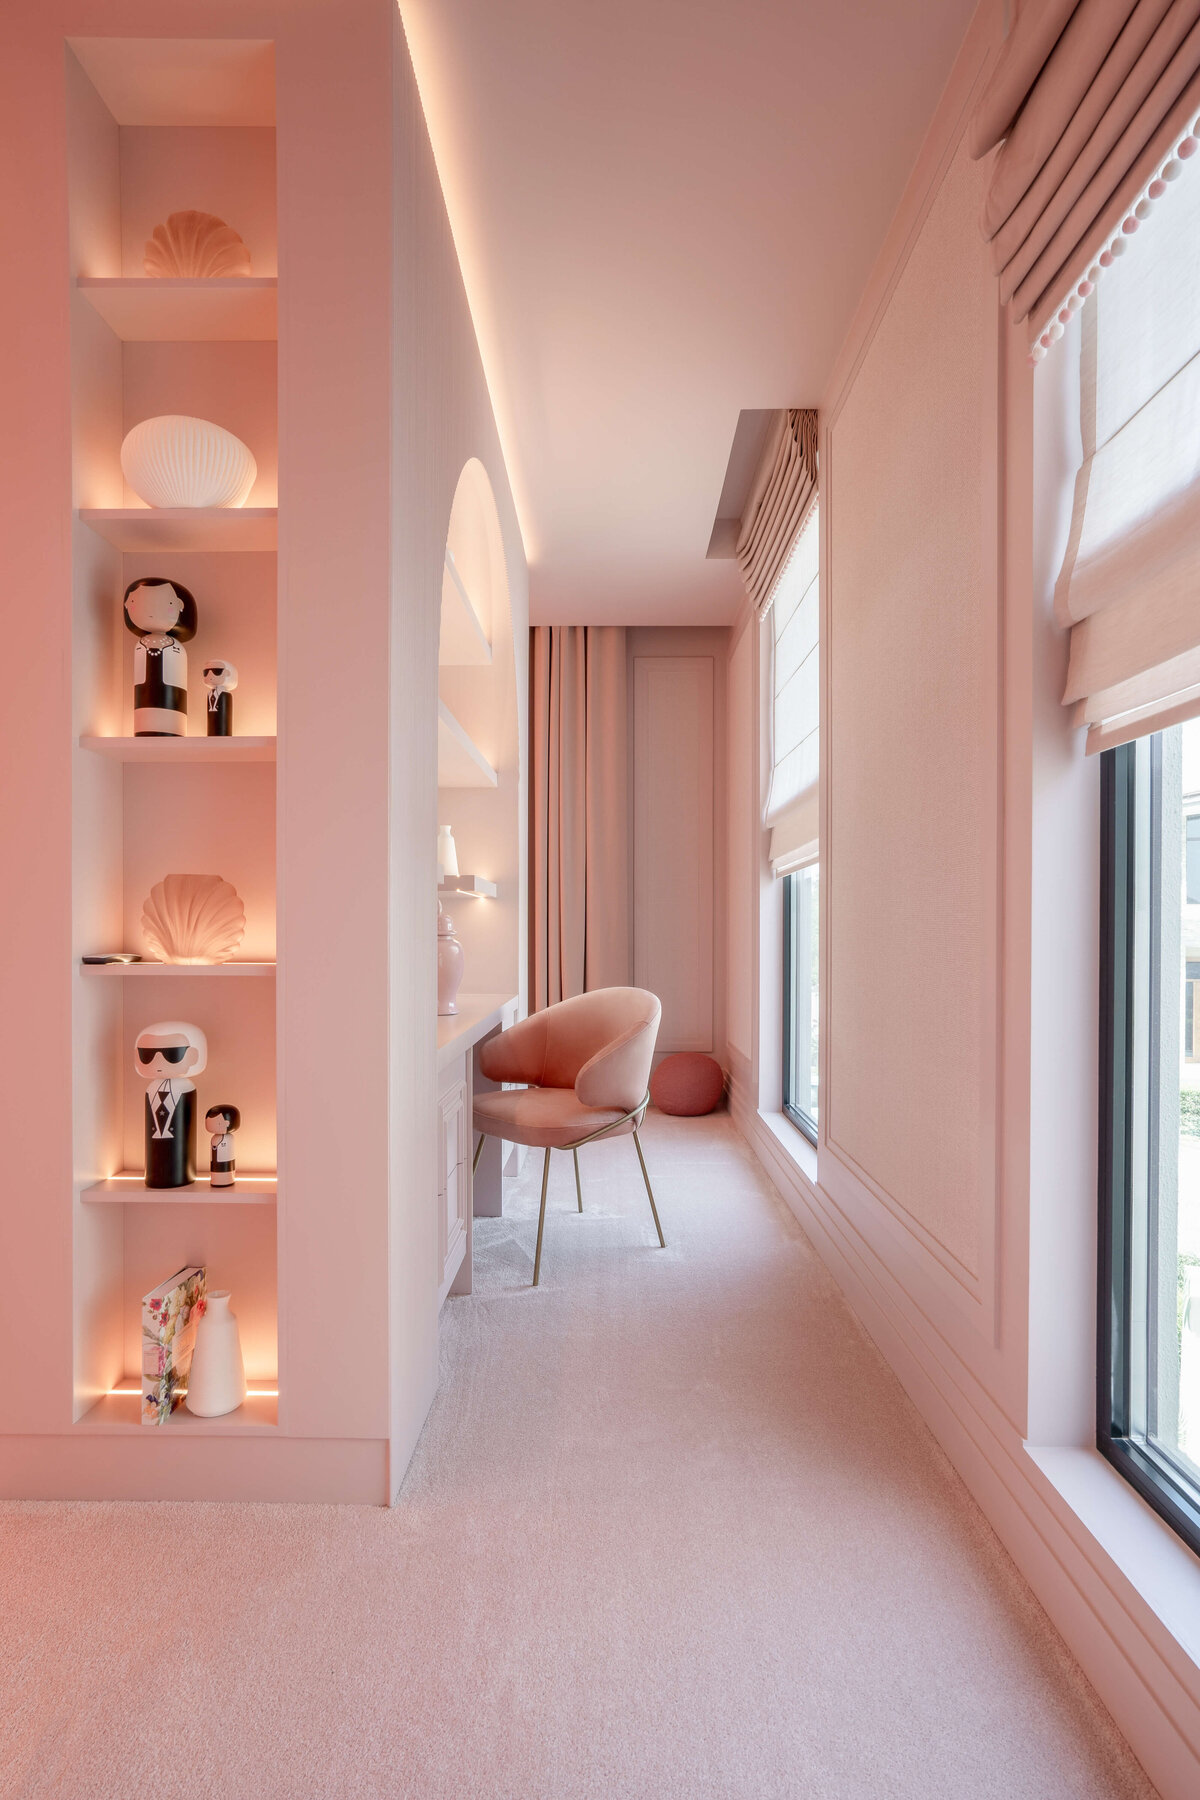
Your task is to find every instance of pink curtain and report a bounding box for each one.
[530,626,630,1011]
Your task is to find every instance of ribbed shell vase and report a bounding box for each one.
[184,1290,247,1418]
[121,415,257,510]
[143,210,252,278]
[141,873,247,965]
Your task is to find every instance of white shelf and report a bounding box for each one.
[77,278,277,342]
[439,874,497,899]
[438,699,497,789]
[439,550,491,666]
[80,507,277,552]
[81,960,276,977]
[80,734,276,763]
[76,1388,279,1433]
[82,1173,277,1203]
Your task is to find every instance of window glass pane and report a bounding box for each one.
[1178,723,1200,1465]
[784,866,819,1139]
[1103,720,1200,1548]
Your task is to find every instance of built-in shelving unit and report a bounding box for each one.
[68,36,281,1438]
[80,734,276,762]
[438,698,498,788]
[77,277,278,342]
[80,508,278,552]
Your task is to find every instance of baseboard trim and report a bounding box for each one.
[729,1075,1200,1800]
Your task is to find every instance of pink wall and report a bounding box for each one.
[725,2,1200,1793]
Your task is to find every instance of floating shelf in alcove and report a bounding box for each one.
[80,734,276,763]
[77,277,278,342]
[438,699,497,789]
[80,508,277,553]
[81,961,276,978]
[81,1173,277,1203]
[440,550,491,666]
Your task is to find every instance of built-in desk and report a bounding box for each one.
[436,993,518,1307]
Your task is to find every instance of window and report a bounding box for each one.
[783,865,819,1141]
[1099,717,1200,1554]
[766,506,819,1145]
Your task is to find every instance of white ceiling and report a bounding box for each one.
[400,0,977,625]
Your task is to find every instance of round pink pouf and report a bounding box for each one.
[650,1053,726,1116]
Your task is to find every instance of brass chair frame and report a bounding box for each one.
[473,1091,665,1286]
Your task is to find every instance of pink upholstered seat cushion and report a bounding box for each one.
[649,1052,725,1116]
[473,1086,635,1151]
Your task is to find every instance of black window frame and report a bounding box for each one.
[782,867,817,1146]
[1098,737,1200,1557]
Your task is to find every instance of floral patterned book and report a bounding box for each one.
[141,1265,206,1426]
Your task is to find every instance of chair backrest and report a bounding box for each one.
[479,987,661,1113]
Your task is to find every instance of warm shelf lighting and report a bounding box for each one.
[108,1385,278,1397]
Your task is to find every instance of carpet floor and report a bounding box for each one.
[2,1111,1157,1799]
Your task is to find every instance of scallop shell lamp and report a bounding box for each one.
[121,416,257,510]
[141,874,247,965]
[144,210,252,278]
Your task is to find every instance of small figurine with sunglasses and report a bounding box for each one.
[134,1021,208,1188]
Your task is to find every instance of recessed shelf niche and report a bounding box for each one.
[68,37,281,1429]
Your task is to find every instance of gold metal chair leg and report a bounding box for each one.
[632,1126,666,1248]
[472,1132,485,1175]
[573,1148,583,1212]
[532,1147,552,1286]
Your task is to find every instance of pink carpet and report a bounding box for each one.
[1,1113,1156,1798]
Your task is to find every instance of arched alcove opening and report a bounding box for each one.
[436,457,520,999]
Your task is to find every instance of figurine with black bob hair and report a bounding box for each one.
[134,1021,207,1187]
[203,659,238,736]
[123,577,198,737]
[205,1103,241,1188]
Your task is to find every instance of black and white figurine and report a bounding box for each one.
[124,577,197,737]
[205,1104,241,1187]
[203,660,238,737]
[134,1020,207,1188]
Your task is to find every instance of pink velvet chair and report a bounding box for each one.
[472,988,665,1285]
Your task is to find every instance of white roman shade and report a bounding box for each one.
[1055,155,1200,751]
[736,409,818,619]
[765,508,819,874]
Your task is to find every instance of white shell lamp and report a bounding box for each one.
[121,415,257,510]
[437,824,460,881]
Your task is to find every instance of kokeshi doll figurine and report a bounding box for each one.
[205,1104,241,1187]
[135,1021,207,1188]
[203,660,238,736]
[124,578,198,737]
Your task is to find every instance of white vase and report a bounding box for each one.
[437,906,465,1016]
[121,415,257,510]
[185,1289,247,1417]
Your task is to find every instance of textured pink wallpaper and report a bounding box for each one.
[826,136,1000,1282]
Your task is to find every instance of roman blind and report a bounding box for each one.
[736,409,818,619]
[765,507,819,874]
[1055,155,1200,750]
[970,0,1200,333]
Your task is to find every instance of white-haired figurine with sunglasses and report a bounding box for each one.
[134,1021,208,1188]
